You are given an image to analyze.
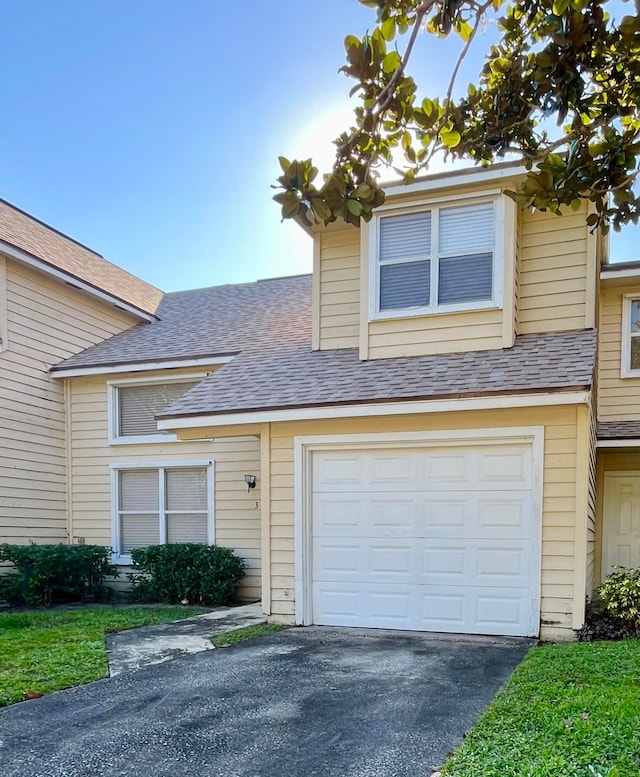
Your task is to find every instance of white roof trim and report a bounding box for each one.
[600,266,640,280]
[157,390,590,431]
[596,438,640,448]
[0,239,157,323]
[51,354,235,378]
[383,162,527,199]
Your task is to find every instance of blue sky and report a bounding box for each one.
[0,1,635,292]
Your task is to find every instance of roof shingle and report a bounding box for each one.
[158,328,597,419]
[52,274,312,371]
[0,199,162,317]
[597,421,640,440]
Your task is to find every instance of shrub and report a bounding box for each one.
[597,566,640,626]
[127,544,245,606]
[577,567,640,642]
[0,544,118,607]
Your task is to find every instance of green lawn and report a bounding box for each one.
[211,623,285,647]
[442,639,640,777]
[0,606,203,707]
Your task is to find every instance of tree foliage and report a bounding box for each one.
[274,0,640,232]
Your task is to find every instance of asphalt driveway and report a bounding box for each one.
[0,627,531,777]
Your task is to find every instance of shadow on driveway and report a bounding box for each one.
[0,627,533,777]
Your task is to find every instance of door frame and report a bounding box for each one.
[602,471,640,576]
[293,426,544,633]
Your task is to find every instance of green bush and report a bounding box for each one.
[0,544,118,607]
[597,566,640,626]
[577,567,640,641]
[127,544,245,606]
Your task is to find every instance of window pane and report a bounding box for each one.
[118,382,200,437]
[631,300,640,333]
[119,469,158,511]
[438,253,493,304]
[120,514,159,553]
[380,260,430,310]
[439,202,494,256]
[167,514,208,544]
[379,212,431,262]
[631,335,640,370]
[165,468,207,511]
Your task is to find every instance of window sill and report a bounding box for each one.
[370,300,502,323]
[620,368,640,379]
[109,434,184,446]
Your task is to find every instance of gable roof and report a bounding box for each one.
[0,198,163,318]
[157,328,597,421]
[51,274,313,374]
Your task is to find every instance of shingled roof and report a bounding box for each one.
[597,421,640,440]
[157,328,597,420]
[52,274,313,372]
[0,198,162,317]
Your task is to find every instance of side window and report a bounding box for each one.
[110,380,200,442]
[113,464,212,560]
[622,295,640,377]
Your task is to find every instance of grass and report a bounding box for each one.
[211,623,285,647]
[0,606,204,707]
[442,639,640,777]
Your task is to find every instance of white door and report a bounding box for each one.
[602,473,640,576]
[311,443,538,637]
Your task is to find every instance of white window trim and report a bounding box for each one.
[110,459,215,565]
[621,293,640,378]
[0,255,7,353]
[107,373,206,445]
[367,190,507,321]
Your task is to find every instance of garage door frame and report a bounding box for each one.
[294,427,544,635]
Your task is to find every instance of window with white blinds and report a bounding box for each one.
[115,381,200,438]
[115,464,211,556]
[377,199,496,313]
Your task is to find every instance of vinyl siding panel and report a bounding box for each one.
[368,308,504,358]
[597,286,640,421]
[0,257,138,545]
[317,229,360,350]
[261,404,584,639]
[68,369,262,601]
[518,207,590,334]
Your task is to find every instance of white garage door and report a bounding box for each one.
[311,442,539,637]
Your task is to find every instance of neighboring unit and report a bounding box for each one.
[1,162,638,637]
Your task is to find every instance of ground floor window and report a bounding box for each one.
[111,461,213,560]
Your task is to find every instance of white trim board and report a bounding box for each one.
[157,391,590,431]
[596,439,640,448]
[0,239,156,323]
[293,426,544,637]
[52,355,235,378]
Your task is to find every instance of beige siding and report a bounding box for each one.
[517,207,590,334]
[597,286,640,421]
[262,404,587,640]
[68,369,261,601]
[367,308,504,359]
[0,257,138,544]
[316,228,360,350]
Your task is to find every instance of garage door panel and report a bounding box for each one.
[313,581,532,636]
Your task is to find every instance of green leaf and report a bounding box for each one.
[552,0,570,15]
[441,129,461,148]
[380,17,395,41]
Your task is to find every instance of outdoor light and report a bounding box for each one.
[244,474,257,492]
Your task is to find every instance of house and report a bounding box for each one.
[1,160,638,638]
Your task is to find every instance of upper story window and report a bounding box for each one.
[109,379,200,444]
[369,195,504,319]
[622,295,640,377]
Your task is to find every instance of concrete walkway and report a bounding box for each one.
[106,602,265,676]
